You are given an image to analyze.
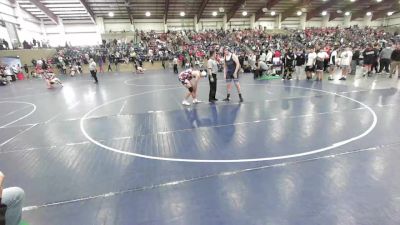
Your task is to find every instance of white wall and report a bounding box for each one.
[256,18,275,30]
[305,18,322,28]
[0,0,44,47]
[0,25,12,47]
[134,19,164,32]
[45,23,101,46]
[167,19,194,31]
[387,13,400,27]
[104,18,132,32]
[282,17,300,29]
[329,18,345,27]
[199,18,224,31]
[0,0,17,24]
[228,18,250,30]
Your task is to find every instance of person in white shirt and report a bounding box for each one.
[305,48,317,80]
[207,50,219,103]
[266,50,273,63]
[328,47,338,80]
[173,57,178,74]
[315,49,329,81]
[260,51,267,62]
[339,47,353,80]
[89,58,98,83]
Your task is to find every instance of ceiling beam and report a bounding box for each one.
[306,0,340,21]
[78,0,96,24]
[351,0,395,21]
[226,0,246,22]
[164,0,169,23]
[29,0,58,24]
[328,12,340,21]
[281,0,312,21]
[372,10,398,21]
[329,5,354,21]
[196,0,210,23]
[124,0,133,24]
[255,0,280,22]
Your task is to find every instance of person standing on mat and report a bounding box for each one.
[294,49,306,80]
[378,43,393,75]
[389,44,400,78]
[223,47,243,102]
[207,50,218,103]
[305,47,316,80]
[0,171,25,225]
[173,56,179,74]
[89,58,98,84]
[283,48,295,80]
[179,69,202,106]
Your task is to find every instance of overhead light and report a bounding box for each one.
[271,11,276,16]
[212,11,217,16]
[262,8,268,13]
[387,11,394,16]
[145,11,151,17]
[345,11,351,16]
[376,0,382,2]
[350,0,356,2]
[180,12,185,17]
[337,10,342,13]
[108,12,114,17]
[242,11,247,16]
[297,11,302,16]
[321,11,327,16]
[366,12,372,16]
[219,7,224,13]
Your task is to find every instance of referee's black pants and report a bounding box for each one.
[90,70,98,83]
[209,73,217,101]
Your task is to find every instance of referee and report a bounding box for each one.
[207,50,218,103]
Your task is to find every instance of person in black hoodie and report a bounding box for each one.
[0,171,25,225]
[294,49,306,80]
[363,44,376,77]
[283,48,295,80]
[350,46,360,75]
[389,44,400,78]
[371,43,380,74]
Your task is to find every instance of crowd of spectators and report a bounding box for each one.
[2,26,400,85]
[51,26,400,79]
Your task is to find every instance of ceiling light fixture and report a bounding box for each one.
[271,11,276,16]
[145,11,151,17]
[321,11,327,16]
[108,12,114,17]
[297,11,302,16]
[212,11,217,16]
[242,11,248,16]
[180,12,185,17]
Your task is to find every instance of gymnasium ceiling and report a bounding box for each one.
[15,0,400,24]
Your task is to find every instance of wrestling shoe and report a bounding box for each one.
[193,99,202,104]
[182,100,191,106]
